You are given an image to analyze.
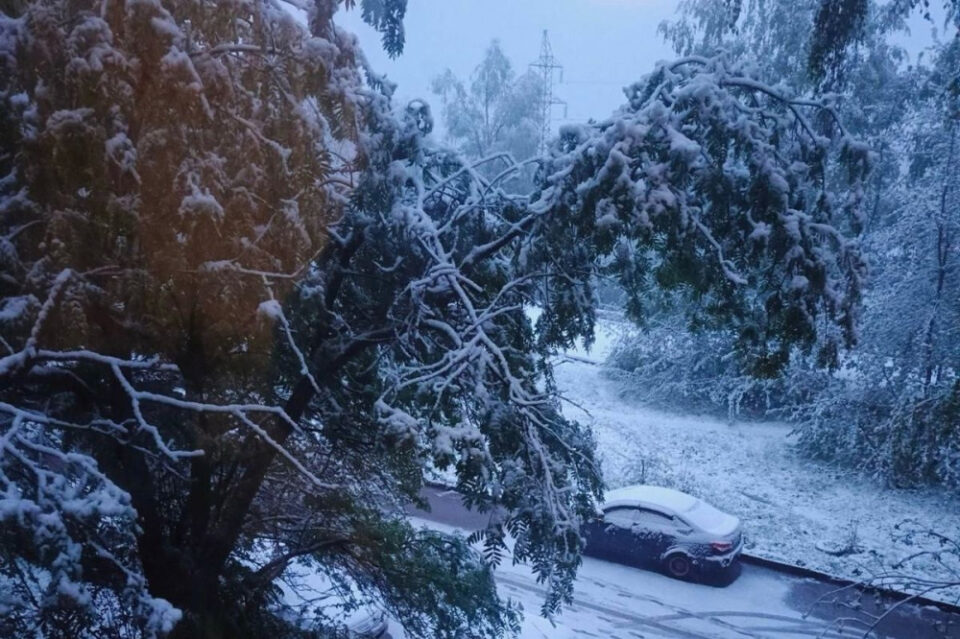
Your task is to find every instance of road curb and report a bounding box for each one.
[739,553,960,616]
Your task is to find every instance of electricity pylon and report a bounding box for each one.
[529,30,566,155]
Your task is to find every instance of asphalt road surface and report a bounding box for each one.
[399,486,960,639]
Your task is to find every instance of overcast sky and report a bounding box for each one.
[336,0,680,132]
[334,1,945,140]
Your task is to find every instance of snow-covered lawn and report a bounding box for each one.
[555,316,960,603]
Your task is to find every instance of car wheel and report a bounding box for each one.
[664,554,692,579]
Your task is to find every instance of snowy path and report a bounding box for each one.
[554,317,960,604]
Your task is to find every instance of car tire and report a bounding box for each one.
[664,553,692,579]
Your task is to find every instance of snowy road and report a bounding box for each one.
[391,487,960,639]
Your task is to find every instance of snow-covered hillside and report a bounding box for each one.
[555,316,960,602]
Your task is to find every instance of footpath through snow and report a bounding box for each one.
[554,315,960,604]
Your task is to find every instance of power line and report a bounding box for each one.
[563,80,627,86]
[529,30,566,155]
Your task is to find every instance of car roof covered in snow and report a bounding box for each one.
[602,485,741,536]
[602,485,699,514]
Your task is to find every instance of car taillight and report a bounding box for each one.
[710,541,733,553]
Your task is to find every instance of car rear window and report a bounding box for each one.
[684,499,732,532]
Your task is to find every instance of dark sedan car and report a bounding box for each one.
[583,485,744,580]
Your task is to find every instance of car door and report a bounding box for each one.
[587,507,643,563]
[631,508,684,562]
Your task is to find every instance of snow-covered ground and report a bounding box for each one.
[555,315,960,604]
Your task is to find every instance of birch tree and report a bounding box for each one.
[431,41,543,190]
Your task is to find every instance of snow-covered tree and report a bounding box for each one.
[668,0,959,87]
[431,41,543,190]
[793,36,960,487]
[612,0,891,419]
[648,0,960,487]
[535,55,866,377]
[0,1,512,636]
[806,0,958,87]
[1,1,866,637]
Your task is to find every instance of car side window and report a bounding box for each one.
[603,507,640,529]
[634,509,676,529]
